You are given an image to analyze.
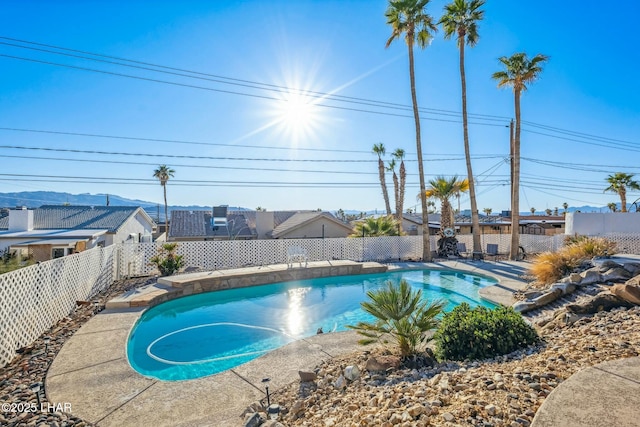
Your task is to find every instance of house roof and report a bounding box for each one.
[0,206,154,233]
[271,211,351,238]
[169,210,256,239]
[11,237,90,247]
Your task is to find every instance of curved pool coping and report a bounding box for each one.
[46,259,530,426]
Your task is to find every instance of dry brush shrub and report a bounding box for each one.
[529,236,617,285]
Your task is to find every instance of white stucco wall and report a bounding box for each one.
[565,212,640,235]
[113,211,155,244]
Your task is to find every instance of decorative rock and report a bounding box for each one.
[344,365,361,381]
[623,263,640,277]
[601,267,632,282]
[592,258,620,270]
[580,269,603,285]
[513,301,536,313]
[610,284,640,305]
[243,412,262,427]
[485,404,498,416]
[566,292,633,314]
[334,375,346,389]
[365,355,400,372]
[567,272,583,284]
[442,412,455,422]
[550,282,577,295]
[299,371,317,382]
[407,404,425,418]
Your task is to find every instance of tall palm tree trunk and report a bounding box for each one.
[398,160,406,231]
[408,40,431,261]
[163,184,169,236]
[392,169,400,219]
[459,42,481,255]
[620,188,627,212]
[510,89,521,260]
[378,158,392,215]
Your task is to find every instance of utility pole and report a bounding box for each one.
[509,119,514,214]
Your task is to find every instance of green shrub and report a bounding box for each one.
[149,243,185,276]
[433,303,538,361]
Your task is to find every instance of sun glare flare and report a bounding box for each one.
[274,91,321,144]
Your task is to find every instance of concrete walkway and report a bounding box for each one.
[531,357,640,427]
[46,259,640,427]
[45,306,362,426]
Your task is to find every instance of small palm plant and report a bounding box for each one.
[149,243,185,276]
[350,216,402,237]
[348,279,445,357]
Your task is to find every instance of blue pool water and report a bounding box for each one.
[127,269,496,381]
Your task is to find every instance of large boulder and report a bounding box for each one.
[610,284,640,305]
[562,273,583,285]
[625,276,640,287]
[592,258,622,272]
[550,282,577,295]
[513,300,536,313]
[623,262,640,276]
[566,292,634,314]
[532,288,563,306]
[601,267,632,283]
[512,288,562,313]
[580,269,603,285]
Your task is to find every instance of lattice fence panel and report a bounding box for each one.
[599,233,640,254]
[0,246,115,367]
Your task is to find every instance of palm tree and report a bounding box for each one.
[607,202,618,213]
[492,52,548,260]
[386,0,437,261]
[393,148,407,231]
[388,158,399,221]
[530,207,536,215]
[373,143,392,215]
[350,216,402,237]
[483,207,492,216]
[424,176,469,234]
[347,279,445,357]
[604,172,640,213]
[545,208,552,216]
[439,0,484,256]
[153,165,175,236]
[553,207,558,216]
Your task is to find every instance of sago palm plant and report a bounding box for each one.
[348,279,445,356]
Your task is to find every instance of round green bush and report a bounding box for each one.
[433,303,538,361]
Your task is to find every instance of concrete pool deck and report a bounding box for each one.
[46,259,531,426]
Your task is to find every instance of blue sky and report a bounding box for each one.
[1,1,639,213]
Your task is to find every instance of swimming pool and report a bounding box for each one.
[127,269,496,381]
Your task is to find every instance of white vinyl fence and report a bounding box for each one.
[2,232,639,368]
[0,246,116,367]
[118,236,426,277]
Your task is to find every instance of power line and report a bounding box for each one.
[0,36,511,123]
[2,38,637,153]
[0,143,503,164]
[1,53,510,128]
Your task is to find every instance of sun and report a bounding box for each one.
[275,91,320,143]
